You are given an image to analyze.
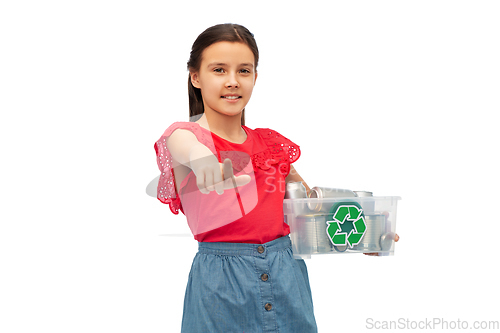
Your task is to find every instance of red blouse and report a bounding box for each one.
[154,122,301,244]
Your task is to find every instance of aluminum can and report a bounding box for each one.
[285,181,308,199]
[307,187,356,212]
[354,190,374,213]
[311,187,357,199]
[285,182,308,215]
[353,191,373,197]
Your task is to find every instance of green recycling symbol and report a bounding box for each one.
[326,204,367,247]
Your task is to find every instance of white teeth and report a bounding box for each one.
[222,96,240,99]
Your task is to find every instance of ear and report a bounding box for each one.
[254,71,258,85]
[190,71,201,89]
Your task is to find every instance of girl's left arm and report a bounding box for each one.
[285,165,311,195]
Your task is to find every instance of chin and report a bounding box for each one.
[216,109,244,117]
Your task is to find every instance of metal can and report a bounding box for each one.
[295,214,332,254]
[285,182,308,214]
[285,182,308,199]
[351,214,386,252]
[311,187,357,198]
[354,190,375,213]
[353,191,373,197]
[307,187,356,212]
[379,232,396,251]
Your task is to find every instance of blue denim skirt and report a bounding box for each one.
[181,235,317,333]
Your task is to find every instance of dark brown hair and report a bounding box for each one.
[187,24,259,126]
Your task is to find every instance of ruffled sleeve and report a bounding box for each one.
[154,122,216,214]
[253,128,301,177]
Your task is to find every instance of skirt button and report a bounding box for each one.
[264,303,272,311]
[257,246,265,254]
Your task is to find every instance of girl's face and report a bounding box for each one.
[191,41,257,119]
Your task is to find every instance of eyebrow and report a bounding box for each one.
[207,62,254,68]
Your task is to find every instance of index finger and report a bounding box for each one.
[222,158,236,188]
[213,162,224,195]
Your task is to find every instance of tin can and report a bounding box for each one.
[351,214,386,252]
[307,187,356,212]
[285,182,308,214]
[285,182,308,199]
[354,190,375,213]
[295,214,332,254]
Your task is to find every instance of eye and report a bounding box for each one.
[213,68,225,73]
[239,69,251,74]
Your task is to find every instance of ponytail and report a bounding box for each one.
[188,75,204,122]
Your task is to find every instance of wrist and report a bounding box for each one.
[188,143,217,170]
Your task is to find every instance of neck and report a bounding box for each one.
[196,112,245,142]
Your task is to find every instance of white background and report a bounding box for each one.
[1,0,499,332]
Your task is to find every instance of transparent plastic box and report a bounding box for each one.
[283,196,401,259]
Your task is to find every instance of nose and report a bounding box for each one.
[225,72,239,89]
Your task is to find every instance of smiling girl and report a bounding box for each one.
[154,24,317,332]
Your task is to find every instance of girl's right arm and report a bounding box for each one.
[166,129,250,195]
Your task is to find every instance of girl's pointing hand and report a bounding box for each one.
[221,158,251,194]
[191,153,250,195]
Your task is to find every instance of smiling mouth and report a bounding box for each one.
[221,96,242,100]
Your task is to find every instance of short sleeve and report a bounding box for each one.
[154,122,216,214]
[254,128,301,177]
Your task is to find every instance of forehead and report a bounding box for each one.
[201,41,255,66]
